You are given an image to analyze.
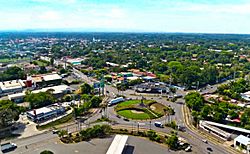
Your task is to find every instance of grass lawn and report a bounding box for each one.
[150,103,169,115]
[117,110,151,120]
[0,57,29,63]
[115,100,169,120]
[34,60,49,66]
[116,100,154,108]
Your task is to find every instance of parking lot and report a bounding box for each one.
[9,135,182,154]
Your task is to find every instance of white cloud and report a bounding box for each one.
[37,11,62,21]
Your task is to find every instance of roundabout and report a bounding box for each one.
[114,99,171,120]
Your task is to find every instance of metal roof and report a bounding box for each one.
[106,135,128,154]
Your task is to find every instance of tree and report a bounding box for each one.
[40,150,54,154]
[58,130,68,138]
[25,92,55,109]
[0,100,22,128]
[184,92,204,111]
[50,57,54,66]
[166,133,179,150]
[90,96,102,108]
[81,94,91,103]
[0,66,25,81]
[241,108,250,127]
[80,83,92,94]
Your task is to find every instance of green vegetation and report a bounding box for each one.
[80,83,93,94]
[240,108,250,129]
[185,92,243,126]
[59,124,111,143]
[166,132,179,150]
[217,78,250,100]
[25,91,55,109]
[115,100,170,120]
[0,100,25,128]
[40,150,54,154]
[118,110,152,120]
[33,60,50,66]
[0,57,29,63]
[36,112,73,130]
[0,66,25,81]
[74,95,102,117]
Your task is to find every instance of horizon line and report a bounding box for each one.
[0,29,250,35]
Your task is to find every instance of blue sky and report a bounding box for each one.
[0,0,250,33]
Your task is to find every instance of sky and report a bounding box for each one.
[0,0,250,33]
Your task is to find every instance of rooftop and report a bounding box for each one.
[27,103,63,116]
[0,80,25,91]
[235,135,250,145]
[42,73,62,81]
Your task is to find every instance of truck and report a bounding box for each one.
[108,97,125,106]
[154,122,164,128]
[1,142,17,153]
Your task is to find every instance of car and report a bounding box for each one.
[52,129,59,134]
[1,142,17,153]
[185,145,192,152]
[123,118,129,121]
[207,147,213,152]
[154,122,164,128]
[202,139,208,143]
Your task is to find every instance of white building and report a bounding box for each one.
[26,103,65,122]
[234,135,250,154]
[0,80,25,94]
[8,85,72,103]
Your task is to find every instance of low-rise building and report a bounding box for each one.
[234,135,250,153]
[8,85,72,103]
[29,73,62,87]
[26,103,65,122]
[0,80,25,94]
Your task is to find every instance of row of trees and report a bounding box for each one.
[0,66,25,81]
[59,125,111,143]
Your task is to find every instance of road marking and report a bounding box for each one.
[75,150,79,153]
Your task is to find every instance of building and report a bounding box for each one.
[8,85,72,103]
[26,103,65,122]
[29,73,62,87]
[200,120,250,140]
[42,73,62,86]
[242,91,250,101]
[234,135,250,154]
[0,80,25,94]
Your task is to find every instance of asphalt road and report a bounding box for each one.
[7,134,184,154]
[72,66,232,154]
[3,65,232,154]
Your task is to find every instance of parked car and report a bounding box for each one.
[52,129,59,134]
[1,142,17,153]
